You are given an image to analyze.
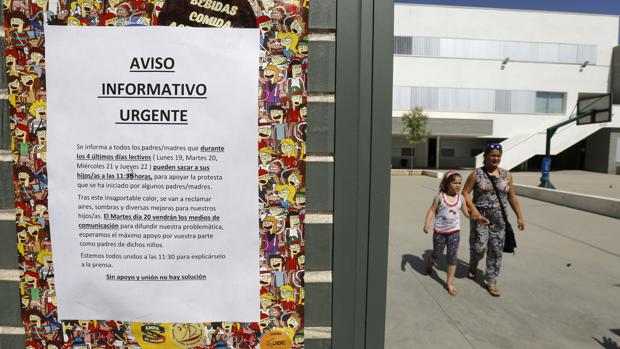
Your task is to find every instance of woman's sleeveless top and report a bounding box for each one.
[473,167,510,210]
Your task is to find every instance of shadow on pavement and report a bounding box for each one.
[400,250,486,291]
[593,336,620,349]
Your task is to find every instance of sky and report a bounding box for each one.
[395,0,620,16]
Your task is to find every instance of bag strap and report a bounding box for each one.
[481,167,510,224]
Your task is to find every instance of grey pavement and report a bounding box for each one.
[385,176,620,349]
[512,170,620,199]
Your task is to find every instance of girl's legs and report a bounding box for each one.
[425,257,434,274]
[447,265,457,294]
[446,232,460,295]
[428,233,447,273]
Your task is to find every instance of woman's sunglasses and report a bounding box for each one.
[486,143,502,150]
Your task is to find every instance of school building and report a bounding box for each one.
[392,4,620,174]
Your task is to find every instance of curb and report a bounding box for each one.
[514,184,620,219]
[391,169,422,176]
[390,169,444,178]
[422,170,443,178]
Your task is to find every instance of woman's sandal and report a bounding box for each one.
[483,280,501,297]
[467,269,477,279]
[447,284,457,296]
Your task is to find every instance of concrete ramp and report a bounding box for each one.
[475,105,620,170]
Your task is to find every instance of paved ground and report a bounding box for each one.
[511,170,620,199]
[384,176,620,349]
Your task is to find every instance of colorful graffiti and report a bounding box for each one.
[5,0,308,347]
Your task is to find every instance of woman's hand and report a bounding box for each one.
[423,224,430,234]
[471,210,490,225]
[517,217,525,231]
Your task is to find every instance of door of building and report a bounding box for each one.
[428,138,437,168]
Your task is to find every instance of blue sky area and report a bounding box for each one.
[395,0,620,15]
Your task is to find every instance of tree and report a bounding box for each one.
[401,106,432,145]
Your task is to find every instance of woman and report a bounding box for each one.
[462,143,525,297]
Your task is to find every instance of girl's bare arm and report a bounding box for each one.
[423,199,438,234]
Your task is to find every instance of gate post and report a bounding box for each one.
[333,0,393,348]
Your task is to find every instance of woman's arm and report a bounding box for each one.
[423,198,438,234]
[462,172,489,224]
[507,172,525,231]
[460,197,471,219]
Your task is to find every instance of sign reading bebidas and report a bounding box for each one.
[158,0,257,27]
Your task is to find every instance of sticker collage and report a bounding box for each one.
[5,0,308,347]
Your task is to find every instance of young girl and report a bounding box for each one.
[423,171,470,296]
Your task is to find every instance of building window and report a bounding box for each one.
[536,92,566,113]
[412,36,440,56]
[401,147,415,157]
[394,36,597,65]
[510,91,537,114]
[394,36,412,55]
[394,86,565,114]
[440,148,455,157]
[393,86,412,110]
[495,90,511,113]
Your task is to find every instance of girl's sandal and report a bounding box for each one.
[447,285,457,296]
[483,280,501,297]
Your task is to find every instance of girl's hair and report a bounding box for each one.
[439,171,462,193]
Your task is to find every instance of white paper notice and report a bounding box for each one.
[45,26,260,323]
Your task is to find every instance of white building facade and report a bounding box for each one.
[392,4,620,173]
